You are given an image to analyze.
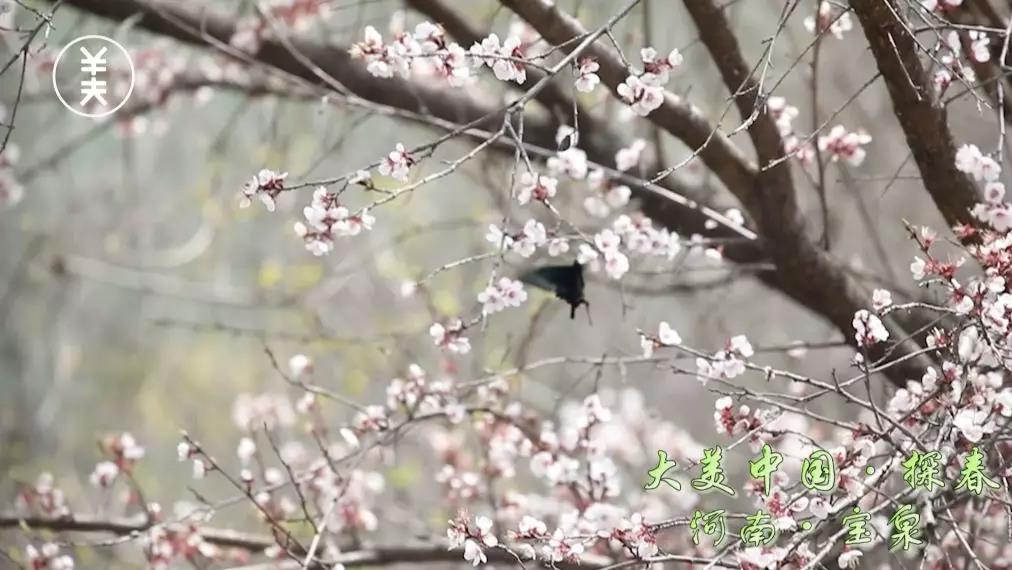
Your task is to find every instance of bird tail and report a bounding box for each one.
[571,299,591,324]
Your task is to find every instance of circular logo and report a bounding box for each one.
[52,35,135,118]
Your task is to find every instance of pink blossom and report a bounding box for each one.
[470,34,527,84]
[294,188,376,255]
[379,143,415,181]
[545,529,584,563]
[767,96,799,136]
[575,57,600,93]
[617,75,664,116]
[516,172,558,204]
[803,2,853,39]
[853,309,889,347]
[26,543,75,570]
[547,238,570,256]
[89,461,119,488]
[478,277,527,314]
[615,139,647,171]
[910,256,927,280]
[239,168,287,211]
[872,289,893,311]
[658,321,682,345]
[287,353,313,377]
[430,319,471,354]
[955,143,1001,181]
[511,219,548,257]
[818,125,871,166]
[547,147,588,180]
[639,47,681,84]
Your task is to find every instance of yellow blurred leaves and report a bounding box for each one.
[385,461,421,489]
[343,369,370,397]
[433,288,461,315]
[257,260,323,291]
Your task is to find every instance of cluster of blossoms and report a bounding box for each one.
[349,21,534,86]
[485,219,555,257]
[767,98,873,168]
[25,543,74,570]
[895,169,1012,444]
[581,214,687,280]
[507,125,719,289]
[932,30,986,92]
[852,309,889,347]
[767,97,800,139]
[958,143,1011,230]
[583,168,633,218]
[470,33,528,84]
[584,229,630,280]
[378,143,416,182]
[478,277,528,315]
[695,334,755,383]
[293,186,375,255]
[114,42,201,138]
[965,30,993,63]
[767,97,814,165]
[573,138,642,220]
[497,128,707,286]
[548,146,590,180]
[713,396,767,440]
[817,125,872,166]
[130,41,190,109]
[143,520,237,569]
[304,467,385,535]
[803,1,854,39]
[176,440,209,480]
[15,473,70,518]
[430,318,471,354]
[617,47,683,116]
[816,150,1012,570]
[712,402,895,569]
[447,515,500,566]
[385,364,463,417]
[574,57,601,93]
[437,464,483,502]
[516,171,558,205]
[231,391,297,431]
[435,388,709,567]
[351,363,469,439]
[195,388,385,538]
[239,166,380,257]
[89,432,146,488]
[871,288,893,311]
[615,139,647,172]
[230,0,331,52]
[1,107,24,209]
[239,168,287,211]
[639,320,683,357]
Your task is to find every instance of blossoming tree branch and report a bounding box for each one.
[4,0,1012,568]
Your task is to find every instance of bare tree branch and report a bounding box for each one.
[849,0,981,228]
[51,0,933,385]
[497,0,759,195]
[497,0,933,384]
[0,514,604,569]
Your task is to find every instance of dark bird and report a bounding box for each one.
[520,260,590,320]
